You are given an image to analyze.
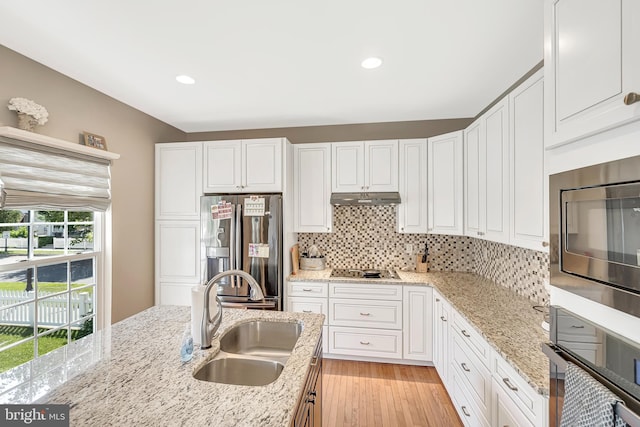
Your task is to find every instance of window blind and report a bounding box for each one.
[0,137,112,211]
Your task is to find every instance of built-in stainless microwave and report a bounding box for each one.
[550,154,640,319]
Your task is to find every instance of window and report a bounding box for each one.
[0,209,99,373]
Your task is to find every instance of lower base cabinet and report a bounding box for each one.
[292,336,322,427]
[493,379,534,427]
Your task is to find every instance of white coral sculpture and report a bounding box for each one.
[7,97,49,125]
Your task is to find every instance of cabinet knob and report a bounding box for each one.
[401,227,404,231]
[435,298,440,302]
[624,92,640,105]
[542,241,549,247]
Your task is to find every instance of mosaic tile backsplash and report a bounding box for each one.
[297,205,550,304]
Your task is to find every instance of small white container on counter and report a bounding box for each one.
[191,284,218,346]
[299,256,326,271]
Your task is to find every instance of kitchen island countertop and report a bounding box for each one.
[289,269,549,395]
[2,306,324,427]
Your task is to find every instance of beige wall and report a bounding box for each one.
[187,118,473,143]
[0,45,186,323]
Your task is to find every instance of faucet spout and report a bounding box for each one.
[200,269,265,349]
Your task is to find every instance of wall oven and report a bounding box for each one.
[549,154,640,318]
[544,306,640,426]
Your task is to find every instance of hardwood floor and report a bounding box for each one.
[322,359,463,427]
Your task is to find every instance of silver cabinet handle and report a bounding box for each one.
[360,341,370,345]
[503,377,518,391]
[360,312,371,316]
[440,316,447,322]
[461,329,471,338]
[436,298,440,302]
[461,363,470,372]
[542,241,549,247]
[302,288,313,292]
[624,92,640,105]
[303,310,312,313]
[570,325,585,329]
[461,406,471,417]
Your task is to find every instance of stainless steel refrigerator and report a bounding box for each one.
[200,194,282,310]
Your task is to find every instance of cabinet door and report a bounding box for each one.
[544,0,640,148]
[155,142,202,220]
[397,139,428,234]
[332,142,365,192]
[155,221,201,305]
[484,98,510,244]
[493,379,535,427]
[242,138,282,192]
[428,131,464,235]
[203,140,242,193]
[510,70,548,251]
[365,140,399,192]
[403,286,433,361]
[293,144,332,232]
[433,291,451,388]
[464,120,485,238]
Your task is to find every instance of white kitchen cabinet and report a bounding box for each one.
[428,131,464,235]
[397,139,428,234]
[293,143,332,233]
[464,119,484,238]
[509,69,548,251]
[155,221,201,305]
[403,286,433,362]
[493,381,534,427]
[155,142,202,220]
[463,98,509,244]
[544,0,640,148]
[287,281,329,353]
[332,140,398,193]
[155,142,203,306]
[203,138,283,193]
[483,98,510,244]
[433,290,451,387]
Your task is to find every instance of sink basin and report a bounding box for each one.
[193,357,284,386]
[220,320,302,357]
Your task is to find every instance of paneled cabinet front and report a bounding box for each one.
[403,286,432,361]
[544,0,640,148]
[155,142,203,220]
[428,131,464,235]
[397,139,428,234]
[203,138,283,193]
[331,140,398,193]
[293,143,332,232]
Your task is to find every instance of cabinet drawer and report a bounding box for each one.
[329,299,402,329]
[288,297,328,325]
[452,311,492,368]
[328,326,402,359]
[329,283,402,300]
[493,353,545,426]
[450,369,490,427]
[451,333,491,419]
[288,281,328,298]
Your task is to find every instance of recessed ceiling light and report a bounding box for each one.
[175,75,195,85]
[361,57,383,69]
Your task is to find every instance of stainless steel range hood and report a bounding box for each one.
[330,192,401,206]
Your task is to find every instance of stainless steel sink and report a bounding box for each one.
[193,357,284,386]
[193,320,302,386]
[220,320,302,357]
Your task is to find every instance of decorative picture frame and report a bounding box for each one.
[83,132,108,151]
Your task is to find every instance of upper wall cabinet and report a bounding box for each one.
[428,131,464,235]
[155,142,203,220]
[332,140,398,193]
[293,143,332,233]
[397,139,428,234]
[509,69,549,251]
[464,98,510,244]
[203,138,283,193]
[544,0,640,148]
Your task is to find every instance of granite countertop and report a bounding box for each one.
[289,269,550,395]
[3,306,324,426]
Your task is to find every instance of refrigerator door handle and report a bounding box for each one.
[235,202,243,274]
[229,204,236,288]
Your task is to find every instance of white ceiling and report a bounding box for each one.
[0,1,543,133]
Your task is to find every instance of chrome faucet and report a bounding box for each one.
[200,269,265,349]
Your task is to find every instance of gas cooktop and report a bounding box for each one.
[329,268,400,279]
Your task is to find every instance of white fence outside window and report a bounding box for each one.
[0,290,92,327]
